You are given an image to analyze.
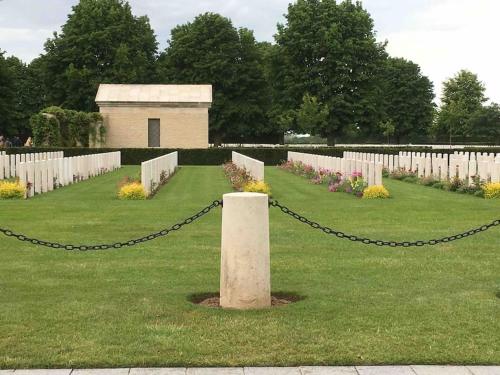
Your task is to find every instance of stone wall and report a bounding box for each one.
[99,106,209,149]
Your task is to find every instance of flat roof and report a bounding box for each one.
[95,84,212,105]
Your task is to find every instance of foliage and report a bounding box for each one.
[330,172,367,197]
[379,57,435,143]
[483,182,500,199]
[389,168,488,198]
[434,70,488,141]
[389,168,418,182]
[118,182,146,200]
[295,94,330,135]
[279,160,368,197]
[0,51,16,136]
[30,106,103,147]
[29,114,62,146]
[243,180,272,196]
[41,0,158,112]
[363,185,390,199]
[222,162,253,191]
[0,181,26,199]
[148,168,177,198]
[158,13,271,145]
[468,103,500,144]
[274,0,387,144]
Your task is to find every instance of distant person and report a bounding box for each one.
[13,136,22,147]
[24,137,33,147]
[0,135,4,148]
[4,137,12,148]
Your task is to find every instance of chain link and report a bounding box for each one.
[269,200,500,247]
[0,200,222,251]
[2,198,498,250]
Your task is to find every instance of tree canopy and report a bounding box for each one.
[158,13,270,145]
[0,51,16,136]
[379,57,435,143]
[434,70,488,141]
[41,0,158,111]
[274,0,387,145]
[1,0,498,145]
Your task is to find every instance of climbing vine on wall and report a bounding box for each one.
[30,106,105,147]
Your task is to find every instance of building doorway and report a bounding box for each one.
[148,119,160,147]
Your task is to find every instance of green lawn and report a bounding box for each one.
[0,165,499,368]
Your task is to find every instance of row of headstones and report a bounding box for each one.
[232,151,265,182]
[0,151,63,180]
[345,151,500,183]
[141,151,178,196]
[287,151,383,186]
[18,151,121,198]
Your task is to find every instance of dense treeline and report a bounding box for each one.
[0,0,498,145]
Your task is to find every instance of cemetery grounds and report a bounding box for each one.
[0,165,499,367]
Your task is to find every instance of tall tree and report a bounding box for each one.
[380,57,435,143]
[435,70,487,142]
[468,103,500,144]
[4,56,49,138]
[42,0,158,111]
[0,51,15,136]
[158,13,270,144]
[275,0,387,144]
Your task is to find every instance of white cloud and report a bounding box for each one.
[377,0,500,103]
[0,0,498,105]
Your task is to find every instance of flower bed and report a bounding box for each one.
[279,160,389,199]
[0,180,26,199]
[117,168,177,200]
[222,162,271,195]
[118,182,146,200]
[387,168,498,198]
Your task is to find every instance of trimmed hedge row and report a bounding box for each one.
[2,146,499,165]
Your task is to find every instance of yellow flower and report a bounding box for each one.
[243,180,272,196]
[118,182,147,200]
[483,182,500,199]
[363,185,390,199]
[0,181,26,199]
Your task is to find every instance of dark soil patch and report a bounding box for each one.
[189,292,305,308]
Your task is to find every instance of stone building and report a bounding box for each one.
[95,84,212,148]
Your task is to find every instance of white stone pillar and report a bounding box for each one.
[375,163,383,186]
[27,161,35,197]
[0,155,4,180]
[220,192,271,310]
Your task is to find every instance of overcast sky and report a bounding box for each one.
[1,0,499,103]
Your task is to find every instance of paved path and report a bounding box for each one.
[1,367,499,375]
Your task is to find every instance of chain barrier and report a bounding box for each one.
[2,198,499,250]
[0,200,222,251]
[269,200,500,247]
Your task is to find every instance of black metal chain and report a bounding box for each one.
[0,200,222,251]
[269,200,500,247]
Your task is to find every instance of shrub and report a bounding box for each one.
[329,172,366,197]
[443,176,464,192]
[483,182,500,199]
[418,176,437,186]
[222,162,252,191]
[389,168,417,181]
[432,182,444,189]
[0,181,26,199]
[363,185,390,199]
[244,180,272,196]
[118,182,146,200]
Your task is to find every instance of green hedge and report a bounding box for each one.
[1,146,499,165]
